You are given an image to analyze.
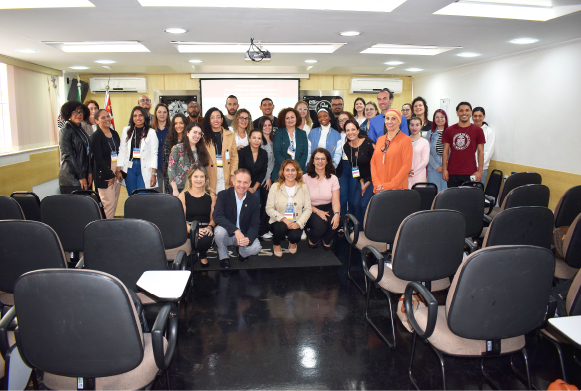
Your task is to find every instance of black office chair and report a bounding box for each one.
[362,210,466,348]
[72,189,106,219]
[83,219,186,305]
[555,213,581,280]
[485,184,550,224]
[484,169,503,214]
[131,188,161,196]
[344,189,421,295]
[554,185,581,228]
[460,180,484,191]
[411,182,438,211]
[0,220,68,310]
[490,172,542,218]
[432,187,484,253]
[2,268,177,390]
[405,245,555,390]
[40,194,103,264]
[10,191,41,221]
[125,193,191,262]
[0,196,24,220]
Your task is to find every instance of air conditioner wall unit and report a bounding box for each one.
[89,77,147,94]
[350,78,403,94]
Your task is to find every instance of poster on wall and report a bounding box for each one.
[159,95,198,118]
[301,93,343,128]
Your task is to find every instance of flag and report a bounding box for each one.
[105,91,115,130]
[57,114,65,129]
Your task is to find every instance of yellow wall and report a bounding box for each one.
[0,149,60,196]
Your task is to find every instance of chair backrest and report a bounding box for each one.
[364,189,421,245]
[483,207,554,249]
[392,210,466,282]
[124,193,188,249]
[563,213,581,269]
[446,245,554,341]
[566,270,581,316]
[484,169,503,202]
[10,192,41,221]
[14,269,143,378]
[41,195,102,253]
[0,196,25,220]
[498,172,542,207]
[501,184,550,210]
[461,181,485,191]
[554,185,581,228]
[0,220,67,293]
[72,190,106,218]
[432,187,484,238]
[84,219,168,291]
[411,182,438,211]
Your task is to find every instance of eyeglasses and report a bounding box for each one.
[210,116,222,120]
[239,116,249,121]
[139,98,151,103]
[338,118,348,124]
[314,157,327,162]
[72,109,84,116]
[381,138,392,153]
[331,103,343,107]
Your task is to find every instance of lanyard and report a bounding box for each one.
[69,121,90,148]
[350,139,360,168]
[214,130,223,155]
[106,133,117,152]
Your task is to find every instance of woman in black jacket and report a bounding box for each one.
[90,109,121,219]
[237,128,268,201]
[58,100,92,194]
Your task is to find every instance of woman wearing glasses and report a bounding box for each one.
[231,109,253,151]
[295,101,312,135]
[370,109,413,193]
[202,107,238,193]
[272,107,308,180]
[58,101,92,194]
[168,122,210,196]
[426,109,448,192]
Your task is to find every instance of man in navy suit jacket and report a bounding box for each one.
[368,88,409,142]
[213,168,262,268]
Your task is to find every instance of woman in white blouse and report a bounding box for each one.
[472,107,495,185]
[231,109,253,151]
[295,101,312,135]
[353,97,366,126]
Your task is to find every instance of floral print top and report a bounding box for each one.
[168,143,198,190]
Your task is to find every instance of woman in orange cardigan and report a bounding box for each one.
[370,109,413,193]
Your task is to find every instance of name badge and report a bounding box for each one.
[287,146,295,158]
[111,151,118,162]
[225,150,230,160]
[284,205,294,220]
[86,146,90,154]
[352,166,360,178]
[133,148,141,159]
[216,154,223,167]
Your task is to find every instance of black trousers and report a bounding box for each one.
[272,221,302,245]
[447,174,471,188]
[306,203,337,245]
[259,185,271,235]
[190,225,214,259]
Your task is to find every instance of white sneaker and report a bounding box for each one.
[301,231,307,240]
[261,231,273,239]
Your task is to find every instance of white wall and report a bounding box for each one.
[413,39,581,175]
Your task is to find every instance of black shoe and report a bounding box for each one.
[322,243,332,251]
[238,254,249,262]
[308,241,318,249]
[200,260,209,268]
[220,259,231,269]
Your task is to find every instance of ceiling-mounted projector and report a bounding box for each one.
[245,50,271,62]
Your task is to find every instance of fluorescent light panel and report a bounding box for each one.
[43,41,149,53]
[406,68,423,72]
[138,0,407,12]
[361,44,460,56]
[174,42,344,53]
[434,1,581,21]
[0,0,94,8]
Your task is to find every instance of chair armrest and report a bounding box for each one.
[190,221,199,251]
[465,238,478,253]
[538,294,558,329]
[483,214,492,224]
[172,250,187,271]
[404,282,439,339]
[0,306,16,357]
[75,256,85,268]
[361,245,384,283]
[152,303,178,370]
[343,214,359,246]
[485,195,495,215]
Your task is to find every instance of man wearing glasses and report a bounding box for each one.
[128,95,154,125]
[187,101,203,125]
[329,96,344,130]
[368,88,409,143]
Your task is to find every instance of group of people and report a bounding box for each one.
[57,88,494,268]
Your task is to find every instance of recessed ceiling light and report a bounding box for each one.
[406,68,423,72]
[434,0,581,21]
[189,59,203,63]
[384,61,403,65]
[457,52,481,57]
[95,60,116,64]
[16,49,38,54]
[43,41,149,53]
[362,44,460,56]
[164,28,187,34]
[510,37,539,44]
[0,0,94,9]
[304,60,317,63]
[139,0,406,12]
[70,66,89,70]
[340,31,360,36]
[173,42,344,54]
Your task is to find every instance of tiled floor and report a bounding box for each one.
[154,238,580,390]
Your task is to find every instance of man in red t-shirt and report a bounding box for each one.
[442,102,486,188]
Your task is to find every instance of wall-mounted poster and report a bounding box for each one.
[301,90,344,129]
[159,95,198,118]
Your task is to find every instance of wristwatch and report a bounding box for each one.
[334,212,340,215]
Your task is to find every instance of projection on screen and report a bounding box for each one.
[200,79,300,123]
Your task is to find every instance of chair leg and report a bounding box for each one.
[481,357,502,390]
[546,338,568,383]
[409,332,421,390]
[364,280,396,349]
[165,369,171,390]
[510,348,538,390]
[347,246,366,295]
[430,345,447,390]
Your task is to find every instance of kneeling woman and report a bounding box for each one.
[266,159,312,257]
[303,148,340,250]
[178,164,216,268]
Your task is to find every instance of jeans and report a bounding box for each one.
[338,159,357,217]
[125,162,145,196]
[214,226,261,260]
[350,179,374,225]
[427,168,447,193]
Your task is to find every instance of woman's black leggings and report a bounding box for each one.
[306,202,337,245]
[272,221,302,245]
[190,225,214,259]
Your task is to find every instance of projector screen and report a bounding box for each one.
[200,79,300,124]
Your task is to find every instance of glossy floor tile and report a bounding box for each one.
[152,238,580,390]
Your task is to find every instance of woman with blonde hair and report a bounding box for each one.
[178,164,216,268]
[231,108,253,150]
[295,101,312,135]
[266,159,312,257]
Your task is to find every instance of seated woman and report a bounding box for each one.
[178,164,216,268]
[266,159,312,257]
[303,148,340,250]
[408,116,430,189]
[238,128,268,200]
[168,122,210,196]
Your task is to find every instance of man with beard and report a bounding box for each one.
[329,96,344,130]
[225,95,239,127]
[253,98,277,129]
[187,101,203,124]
